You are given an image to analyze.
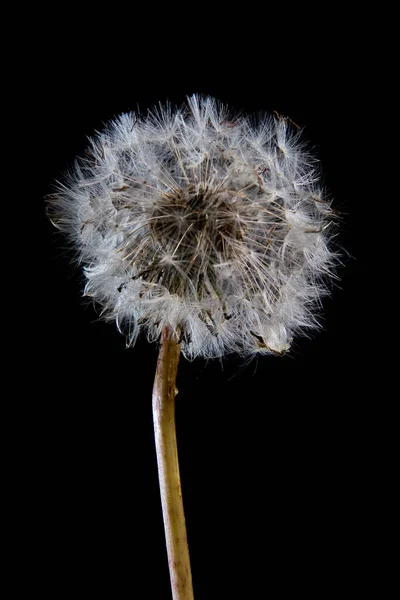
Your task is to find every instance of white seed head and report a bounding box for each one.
[47,95,338,359]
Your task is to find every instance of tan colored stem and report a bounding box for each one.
[152,327,194,600]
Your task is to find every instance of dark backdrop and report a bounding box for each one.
[18,9,378,598]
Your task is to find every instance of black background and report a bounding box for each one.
[16,8,381,598]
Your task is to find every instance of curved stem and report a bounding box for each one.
[152,327,194,600]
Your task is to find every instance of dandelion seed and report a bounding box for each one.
[47,95,337,358]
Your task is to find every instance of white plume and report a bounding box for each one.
[48,95,338,359]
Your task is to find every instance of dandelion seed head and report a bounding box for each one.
[47,95,338,359]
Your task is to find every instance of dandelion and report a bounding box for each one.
[47,95,338,599]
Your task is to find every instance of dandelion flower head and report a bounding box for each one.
[48,95,337,359]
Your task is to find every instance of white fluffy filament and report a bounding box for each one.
[48,95,338,359]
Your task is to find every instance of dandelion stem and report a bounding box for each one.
[152,327,194,600]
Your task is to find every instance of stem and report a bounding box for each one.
[152,327,194,600]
